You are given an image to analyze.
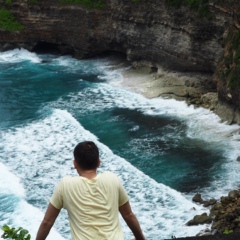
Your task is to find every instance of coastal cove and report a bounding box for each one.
[107,55,240,237]
[1,49,240,239]
[113,63,240,127]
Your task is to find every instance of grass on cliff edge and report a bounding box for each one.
[27,0,106,9]
[28,0,141,9]
[0,8,24,31]
[58,0,105,9]
[165,0,210,17]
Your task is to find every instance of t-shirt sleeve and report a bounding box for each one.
[50,179,64,210]
[118,177,129,207]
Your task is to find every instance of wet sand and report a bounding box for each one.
[111,65,214,101]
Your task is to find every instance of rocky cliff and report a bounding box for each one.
[0,0,230,70]
[0,0,239,123]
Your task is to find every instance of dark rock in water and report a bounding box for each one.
[203,199,217,207]
[187,190,240,237]
[207,190,240,234]
[192,193,203,203]
[186,213,212,226]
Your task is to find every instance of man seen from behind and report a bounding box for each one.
[36,141,146,240]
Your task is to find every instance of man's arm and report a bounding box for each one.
[119,201,146,240]
[36,203,60,240]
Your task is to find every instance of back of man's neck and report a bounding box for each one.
[79,169,97,179]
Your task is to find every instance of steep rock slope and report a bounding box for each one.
[212,1,240,119]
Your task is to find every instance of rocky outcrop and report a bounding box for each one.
[187,190,240,236]
[187,213,212,226]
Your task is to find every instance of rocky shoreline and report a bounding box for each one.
[114,63,240,238]
[115,64,240,126]
[182,190,240,238]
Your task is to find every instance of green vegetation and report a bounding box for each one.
[28,0,141,8]
[223,229,233,234]
[1,225,31,240]
[0,8,24,31]
[5,0,12,4]
[223,30,240,90]
[166,0,239,18]
[165,0,210,17]
[28,0,39,3]
[58,0,105,9]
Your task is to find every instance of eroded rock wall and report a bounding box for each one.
[1,0,240,122]
[0,0,232,71]
[211,1,240,122]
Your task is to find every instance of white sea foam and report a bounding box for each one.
[60,81,240,199]
[0,199,65,240]
[0,48,41,63]
[1,50,240,239]
[0,109,208,239]
[13,201,65,240]
[50,73,240,198]
[53,55,107,77]
[0,161,64,239]
[0,163,25,197]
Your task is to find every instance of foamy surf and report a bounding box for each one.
[0,48,41,64]
[1,49,240,239]
[90,83,240,198]
[0,163,64,240]
[0,109,207,239]
[52,80,240,198]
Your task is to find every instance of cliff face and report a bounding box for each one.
[0,0,231,70]
[108,0,229,73]
[212,2,240,116]
[0,0,92,56]
[0,0,239,121]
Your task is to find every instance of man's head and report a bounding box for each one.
[73,141,99,170]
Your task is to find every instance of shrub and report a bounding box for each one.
[223,229,234,234]
[0,8,24,31]
[1,225,31,240]
[5,0,12,4]
[166,0,211,18]
[28,0,39,3]
[58,0,105,9]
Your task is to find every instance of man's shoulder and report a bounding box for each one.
[99,171,120,181]
[61,175,79,183]
[100,171,116,177]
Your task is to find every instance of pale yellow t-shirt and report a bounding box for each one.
[50,171,129,240]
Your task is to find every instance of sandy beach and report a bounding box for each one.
[111,64,215,102]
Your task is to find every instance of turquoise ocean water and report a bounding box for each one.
[1,49,240,239]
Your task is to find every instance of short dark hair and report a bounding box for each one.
[73,141,99,170]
